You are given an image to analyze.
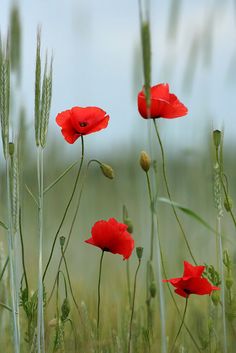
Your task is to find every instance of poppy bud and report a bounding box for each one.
[136,246,143,260]
[100,163,114,179]
[124,218,133,234]
[226,277,233,290]
[61,298,70,322]
[9,142,14,156]
[211,291,220,306]
[213,130,221,149]
[48,318,57,327]
[224,197,233,212]
[149,281,156,298]
[60,236,66,247]
[140,151,151,172]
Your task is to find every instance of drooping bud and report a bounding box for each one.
[124,218,133,234]
[213,130,221,149]
[224,197,233,212]
[100,163,114,179]
[136,246,144,260]
[140,150,151,172]
[122,205,134,233]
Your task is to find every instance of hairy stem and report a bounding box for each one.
[153,119,197,265]
[127,257,141,353]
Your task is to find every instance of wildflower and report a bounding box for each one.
[56,106,109,144]
[85,218,134,260]
[137,83,188,119]
[163,261,220,298]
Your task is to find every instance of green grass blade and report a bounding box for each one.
[44,160,78,195]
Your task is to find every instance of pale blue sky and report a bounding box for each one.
[0,0,235,159]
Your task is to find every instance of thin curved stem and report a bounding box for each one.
[47,159,96,305]
[153,119,197,265]
[127,258,141,353]
[43,136,84,281]
[60,244,81,318]
[169,298,188,353]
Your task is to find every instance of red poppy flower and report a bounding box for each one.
[56,106,109,144]
[163,261,220,298]
[85,218,135,260]
[137,83,188,119]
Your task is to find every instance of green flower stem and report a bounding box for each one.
[47,159,96,305]
[60,243,81,318]
[145,170,167,352]
[6,155,20,353]
[43,136,84,281]
[170,298,188,353]
[153,161,202,353]
[153,119,197,265]
[126,260,132,310]
[37,146,45,353]
[97,251,105,347]
[127,257,142,353]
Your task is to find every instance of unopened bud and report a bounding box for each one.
[226,277,233,290]
[61,298,70,321]
[100,163,114,179]
[224,197,233,212]
[211,291,220,306]
[213,130,221,149]
[140,151,151,172]
[124,218,133,234]
[149,281,156,298]
[60,236,66,247]
[9,142,14,156]
[48,318,57,327]
[136,246,143,260]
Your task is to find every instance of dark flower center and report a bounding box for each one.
[184,288,191,296]
[103,247,110,252]
[79,122,88,127]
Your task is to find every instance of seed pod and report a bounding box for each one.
[100,163,114,179]
[213,130,221,149]
[136,246,143,260]
[124,218,133,234]
[59,236,66,247]
[140,150,151,172]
